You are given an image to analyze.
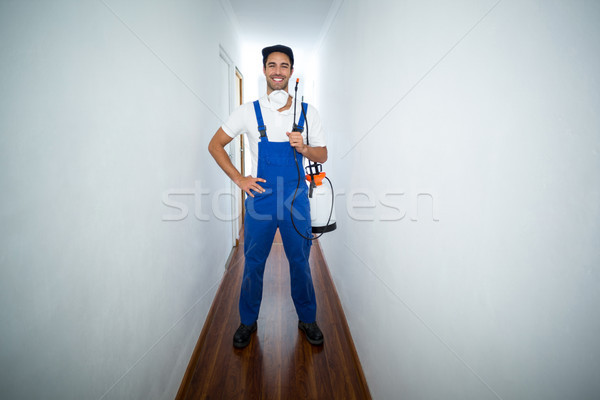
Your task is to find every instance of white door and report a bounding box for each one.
[218,48,240,248]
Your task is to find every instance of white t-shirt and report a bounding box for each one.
[221,94,326,177]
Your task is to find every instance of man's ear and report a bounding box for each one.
[263,66,266,75]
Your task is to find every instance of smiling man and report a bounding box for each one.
[208,44,327,348]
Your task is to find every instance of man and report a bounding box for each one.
[208,44,327,348]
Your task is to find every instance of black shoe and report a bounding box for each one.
[298,321,324,345]
[233,322,257,348]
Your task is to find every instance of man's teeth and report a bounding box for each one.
[273,78,283,82]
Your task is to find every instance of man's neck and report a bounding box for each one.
[278,95,292,112]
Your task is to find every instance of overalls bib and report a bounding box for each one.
[239,100,316,325]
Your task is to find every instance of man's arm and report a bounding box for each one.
[208,128,266,197]
[286,131,328,163]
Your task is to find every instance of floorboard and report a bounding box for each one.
[176,230,371,400]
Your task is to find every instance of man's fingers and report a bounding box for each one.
[288,133,304,149]
[248,177,266,183]
[238,177,267,197]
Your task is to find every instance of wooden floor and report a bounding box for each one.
[176,230,371,400]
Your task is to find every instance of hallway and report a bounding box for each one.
[2,1,600,399]
[177,231,370,399]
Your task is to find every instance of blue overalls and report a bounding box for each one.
[239,100,316,326]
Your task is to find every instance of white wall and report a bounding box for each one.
[313,1,600,399]
[0,1,240,399]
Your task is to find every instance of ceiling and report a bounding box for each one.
[226,0,335,68]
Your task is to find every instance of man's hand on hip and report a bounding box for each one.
[235,176,266,197]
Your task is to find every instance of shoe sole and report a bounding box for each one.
[299,325,324,346]
[233,325,257,349]
[233,340,251,349]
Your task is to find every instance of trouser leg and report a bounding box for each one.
[239,214,277,326]
[279,214,316,323]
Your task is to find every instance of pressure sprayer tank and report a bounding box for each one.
[306,172,337,233]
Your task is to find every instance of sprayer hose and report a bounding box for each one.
[290,148,334,241]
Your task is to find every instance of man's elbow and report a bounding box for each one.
[321,147,328,163]
[208,136,221,157]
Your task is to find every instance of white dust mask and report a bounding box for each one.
[268,90,289,110]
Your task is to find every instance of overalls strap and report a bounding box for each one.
[253,100,267,139]
[297,102,308,133]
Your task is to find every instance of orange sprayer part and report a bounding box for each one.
[306,172,326,186]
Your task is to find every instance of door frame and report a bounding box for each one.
[235,67,245,228]
[218,46,240,247]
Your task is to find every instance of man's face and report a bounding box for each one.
[263,52,293,93]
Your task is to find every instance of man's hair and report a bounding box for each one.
[262,44,294,68]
